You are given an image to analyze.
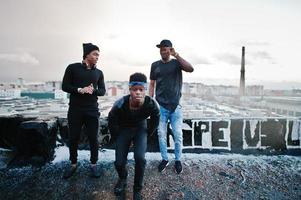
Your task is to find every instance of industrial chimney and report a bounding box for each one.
[239,46,245,96]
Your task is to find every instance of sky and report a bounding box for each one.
[0,0,301,89]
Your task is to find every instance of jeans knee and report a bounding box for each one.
[158,128,167,139]
[174,132,183,143]
[158,122,167,136]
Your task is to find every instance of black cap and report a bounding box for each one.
[83,43,99,59]
[156,39,172,48]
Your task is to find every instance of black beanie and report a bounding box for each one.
[83,43,99,59]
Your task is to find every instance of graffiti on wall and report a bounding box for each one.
[166,119,301,150]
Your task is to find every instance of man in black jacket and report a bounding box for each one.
[62,43,106,179]
[108,73,160,200]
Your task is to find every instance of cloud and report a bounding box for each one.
[114,54,150,67]
[250,51,272,60]
[106,34,119,40]
[0,52,39,65]
[249,51,276,64]
[233,41,271,47]
[214,53,241,65]
[245,41,271,46]
[189,55,211,65]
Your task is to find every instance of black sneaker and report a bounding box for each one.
[133,191,142,200]
[158,160,169,172]
[63,165,77,179]
[90,165,101,178]
[114,179,127,195]
[175,161,183,174]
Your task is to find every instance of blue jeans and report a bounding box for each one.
[157,105,183,161]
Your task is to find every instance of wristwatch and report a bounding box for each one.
[77,88,82,93]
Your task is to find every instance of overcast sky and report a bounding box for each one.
[0,0,300,88]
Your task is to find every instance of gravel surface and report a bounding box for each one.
[0,149,300,200]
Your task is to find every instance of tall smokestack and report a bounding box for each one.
[239,46,245,96]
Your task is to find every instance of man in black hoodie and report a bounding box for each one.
[62,43,106,179]
[109,73,160,200]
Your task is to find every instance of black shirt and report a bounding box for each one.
[108,95,160,137]
[62,62,106,110]
[150,59,183,111]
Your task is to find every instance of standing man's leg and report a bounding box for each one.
[157,106,170,172]
[114,129,132,195]
[63,109,83,179]
[133,127,147,198]
[170,105,183,174]
[85,112,101,177]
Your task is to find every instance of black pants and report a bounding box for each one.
[68,108,99,164]
[114,126,147,192]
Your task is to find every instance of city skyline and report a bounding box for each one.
[0,0,301,89]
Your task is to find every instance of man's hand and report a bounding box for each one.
[88,83,94,94]
[170,48,194,72]
[79,84,94,94]
[170,48,178,57]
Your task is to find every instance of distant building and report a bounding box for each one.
[46,81,62,92]
[17,78,25,88]
[264,90,294,96]
[264,97,301,117]
[0,89,21,99]
[210,85,238,96]
[182,82,209,97]
[21,92,54,99]
[0,83,6,90]
[246,85,264,96]
[110,87,117,96]
[25,83,47,92]
[54,90,67,99]
[106,81,128,97]
[292,89,301,96]
[196,83,208,96]
[182,82,190,96]
[107,86,125,96]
